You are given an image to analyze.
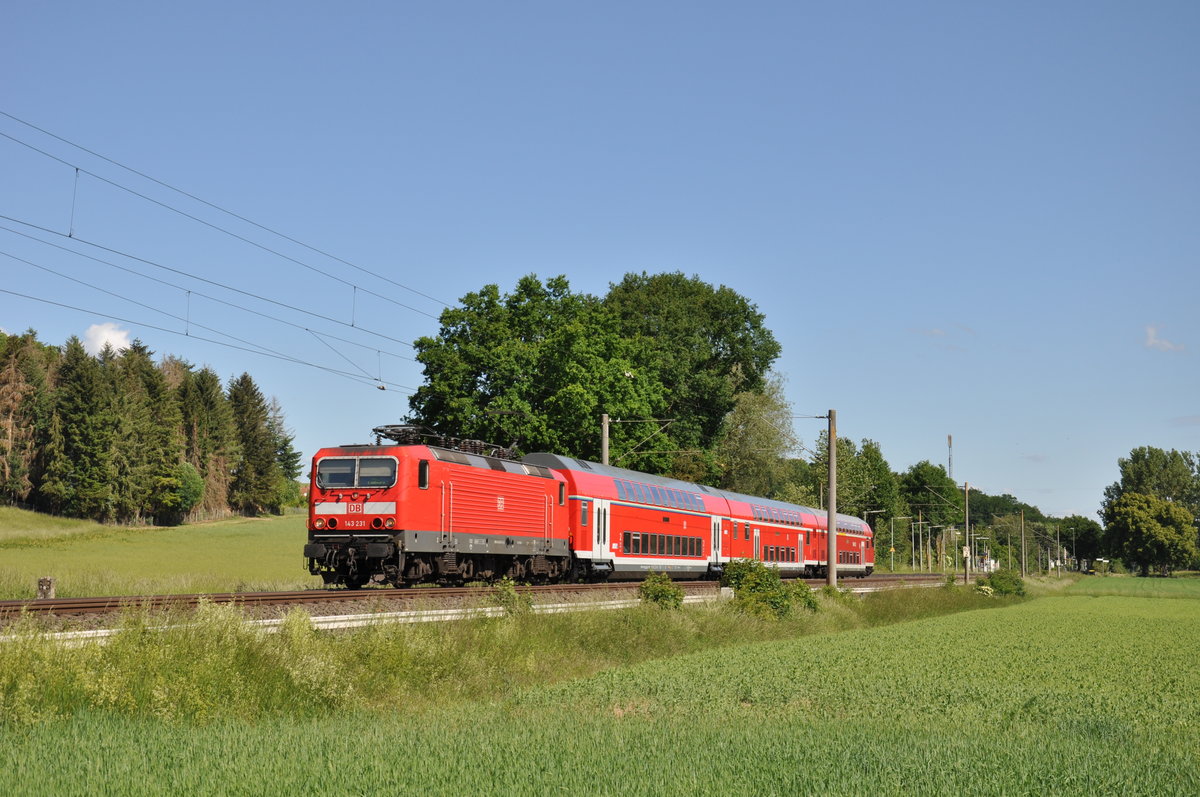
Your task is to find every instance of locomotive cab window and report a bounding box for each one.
[358,458,397,488]
[316,458,356,488]
[418,459,430,490]
[317,456,397,489]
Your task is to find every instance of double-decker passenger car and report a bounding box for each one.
[305,427,873,587]
[524,453,874,581]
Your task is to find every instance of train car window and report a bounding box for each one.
[744,523,751,541]
[615,481,627,501]
[559,483,566,506]
[317,458,356,489]
[417,460,430,490]
[622,531,631,554]
[580,500,590,526]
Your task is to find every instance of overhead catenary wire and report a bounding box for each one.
[1,247,385,379]
[0,287,417,392]
[0,222,416,363]
[0,110,450,308]
[0,125,442,320]
[0,215,419,351]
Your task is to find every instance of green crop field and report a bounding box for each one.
[2,588,1197,795]
[0,508,320,599]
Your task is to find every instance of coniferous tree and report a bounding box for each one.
[267,396,303,509]
[0,331,58,505]
[39,338,116,518]
[227,372,278,515]
[106,344,150,522]
[178,366,239,519]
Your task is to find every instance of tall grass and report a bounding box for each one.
[0,586,997,723]
[2,594,1196,795]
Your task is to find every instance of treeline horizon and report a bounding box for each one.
[0,329,301,526]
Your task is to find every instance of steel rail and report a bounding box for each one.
[0,573,944,618]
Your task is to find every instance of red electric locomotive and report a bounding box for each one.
[305,426,570,588]
[305,426,874,587]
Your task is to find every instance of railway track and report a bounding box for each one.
[0,573,946,619]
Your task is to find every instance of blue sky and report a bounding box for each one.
[2,1,1197,520]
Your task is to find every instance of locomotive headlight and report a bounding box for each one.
[314,517,326,529]
[384,517,395,529]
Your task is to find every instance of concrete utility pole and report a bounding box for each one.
[826,409,837,589]
[963,482,971,578]
[601,414,610,466]
[1020,510,1026,578]
[1056,525,1061,577]
[890,516,911,572]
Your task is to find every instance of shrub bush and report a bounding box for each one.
[638,572,684,610]
[976,569,1026,597]
[723,559,817,620]
[490,577,532,616]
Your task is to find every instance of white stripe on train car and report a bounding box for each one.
[313,502,397,515]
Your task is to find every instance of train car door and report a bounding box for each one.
[711,517,721,564]
[593,500,611,565]
[753,527,760,561]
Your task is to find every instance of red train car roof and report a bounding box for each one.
[522,452,871,535]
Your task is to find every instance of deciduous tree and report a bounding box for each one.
[1104,492,1197,576]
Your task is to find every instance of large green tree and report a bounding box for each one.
[1102,446,1199,524]
[713,373,798,497]
[409,272,781,478]
[1104,492,1197,576]
[408,275,666,463]
[604,271,781,459]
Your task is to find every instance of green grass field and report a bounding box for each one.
[0,508,320,599]
[1066,572,1200,599]
[2,587,1197,795]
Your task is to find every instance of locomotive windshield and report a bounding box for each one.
[316,456,397,489]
